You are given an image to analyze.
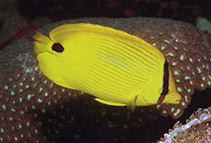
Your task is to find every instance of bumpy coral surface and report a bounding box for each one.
[158,106,211,143]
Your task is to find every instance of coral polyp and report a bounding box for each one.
[158,106,211,142]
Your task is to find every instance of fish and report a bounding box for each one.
[0,17,210,143]
[32,23,181,110]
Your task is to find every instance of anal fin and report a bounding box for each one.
[95,98,126,106]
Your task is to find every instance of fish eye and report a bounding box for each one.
[52,43,64,53]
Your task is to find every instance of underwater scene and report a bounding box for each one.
[0,0,211,143]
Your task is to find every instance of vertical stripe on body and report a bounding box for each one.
[156,60,169,104]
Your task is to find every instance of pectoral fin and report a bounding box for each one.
[95,98,126,106]
[127,93,140,112]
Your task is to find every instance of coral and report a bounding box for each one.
[105,0,209,24]
[0,0,210,49]
[197,17,211,34]
[0,0,51,48]
[0,0,28,47]
[157,106,211,142]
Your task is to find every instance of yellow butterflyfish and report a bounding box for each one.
[32,23,181,110]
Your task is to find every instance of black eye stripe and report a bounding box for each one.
[52,43,64,53]
[156,60,169,104]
